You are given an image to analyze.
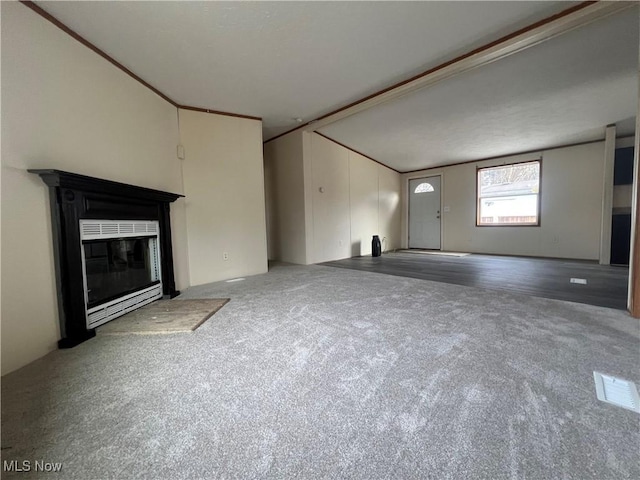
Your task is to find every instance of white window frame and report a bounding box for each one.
[476,160,541,227]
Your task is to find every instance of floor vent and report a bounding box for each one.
[570,278,587,284]
[593,372,640,413]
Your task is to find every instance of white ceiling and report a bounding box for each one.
[38,1,577,137]
[319,8,639,171]
[34,1,638,172]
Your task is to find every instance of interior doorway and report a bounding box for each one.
[611,145,634,265]
[409,176,441,249]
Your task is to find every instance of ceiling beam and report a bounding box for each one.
[266,1,634,143]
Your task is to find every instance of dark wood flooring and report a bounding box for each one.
[322,251,629,310]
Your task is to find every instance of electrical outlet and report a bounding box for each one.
[223,252,229,261]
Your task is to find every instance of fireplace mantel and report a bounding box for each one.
[30,169,184,348]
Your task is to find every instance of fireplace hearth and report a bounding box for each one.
[30,170,183,348]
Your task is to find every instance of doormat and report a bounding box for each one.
[98,299,229,335]
[399,249,470,257]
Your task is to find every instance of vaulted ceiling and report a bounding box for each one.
[35,1,638,172]
[319,8,638,171]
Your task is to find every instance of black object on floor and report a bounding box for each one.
[371,235,382,257]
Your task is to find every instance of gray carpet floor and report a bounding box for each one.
[2,264,639,479]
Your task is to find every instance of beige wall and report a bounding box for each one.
[1,3,189,374]
[263,132,307,264]
[613,184,633,210]
[379,166,402,254]
[179,109,268,285]
[309,134,402,263]
[264,132,402,264]
[401,142,606,260]
[349,151,379,257]
[310,134,352,263]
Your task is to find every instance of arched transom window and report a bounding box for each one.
[414,182,435,193]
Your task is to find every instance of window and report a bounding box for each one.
[414,182,435,193]
[477,160,540,226]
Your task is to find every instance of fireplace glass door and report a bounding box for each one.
[83,237,160,308]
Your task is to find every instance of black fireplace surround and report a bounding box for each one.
[30,170,183,348]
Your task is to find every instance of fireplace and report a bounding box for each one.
[81,220,163,328]
[30,170,183,347]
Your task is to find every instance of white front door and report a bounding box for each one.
[409,176,441,249]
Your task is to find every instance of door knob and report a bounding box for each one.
[436,215,440,219]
